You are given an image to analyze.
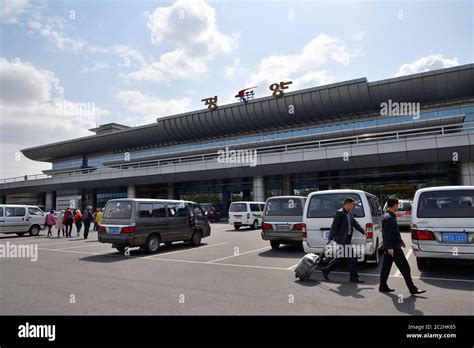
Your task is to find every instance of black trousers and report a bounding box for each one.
[323,235,359,280]
[83,221,91,239]
[65,223,72,237]
[380,248,417,292]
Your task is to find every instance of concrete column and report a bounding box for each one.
[87,189,97,209]
[459,161,474,185]
[0,195,6,204]
[282,175,293,196]
[253,176,266,202]
[167,183,174,199]
[45,192,54,212]
[127,185,136,198]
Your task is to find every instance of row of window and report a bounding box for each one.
[0,207,44,217]
[52,104,474,170]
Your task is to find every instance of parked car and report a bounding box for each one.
[261,196,306,249]
[200,203,223,222]
[384,199,413,227]
[302,190,383,266]
[228,201,265,230]
[98,199,211,253]
[411,186,474,270]
[0,205,44,237]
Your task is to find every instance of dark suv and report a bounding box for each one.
[98,199,211,253]
[200,203,223,222]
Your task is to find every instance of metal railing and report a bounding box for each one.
[1,121,473,185]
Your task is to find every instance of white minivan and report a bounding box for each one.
[411,186,474,270]
[303,190,383,266]
[228,201,266,230]
[0,205,45,237]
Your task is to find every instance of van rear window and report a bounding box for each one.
[104,201,132,219]
[307,193,365,218]
[230,203,247,212]
[265,198,303,217]
[417,190,474,218]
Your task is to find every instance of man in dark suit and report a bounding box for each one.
[379,198,426,295]
[322,197,366,283]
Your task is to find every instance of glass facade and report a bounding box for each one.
[51,104,474,171]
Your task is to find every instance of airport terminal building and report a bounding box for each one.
[1,64,473,212]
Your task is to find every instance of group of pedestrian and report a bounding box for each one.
[322,197,426,296]
[44,207,103,239]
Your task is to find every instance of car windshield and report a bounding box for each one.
[417,190,474,218]
[104,201,132,219]
[265,198,303,216]
[230,203,247,212]
[307,193,365,218]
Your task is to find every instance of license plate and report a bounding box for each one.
[441,233,468,243]
[323,231,330,239]
[234,215,242,219]
[108,227,120,234]
[276,224,289,231]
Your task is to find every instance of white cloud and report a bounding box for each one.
[115,90,192,124]
[394,54,459,77]
[123,0,238,83]
[0,57,110,178]
[0,0,29,23]
[292,70,334,90]
[81,62,110,73]
[246,34,353,91]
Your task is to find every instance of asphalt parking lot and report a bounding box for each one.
[1,222,473,315]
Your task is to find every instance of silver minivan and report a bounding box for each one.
[411,186,474,269]
[261,196,306,249]
[0,205,45,237]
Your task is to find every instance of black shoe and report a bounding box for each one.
[322,269,330,281]
[379,286,395,292]
[410,289,427,295]
[350,278,364,283]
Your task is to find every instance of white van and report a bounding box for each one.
[411,186,474,270]
[228,201,265,230]
[0,205,45,237]
[303,190,383,266]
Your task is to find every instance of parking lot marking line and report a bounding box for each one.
[394,249,413,277]
[205,246,271,263]
[144,242,227,258]
[287,262,300,270]
[34,247,474,284]
[60,243,109,250]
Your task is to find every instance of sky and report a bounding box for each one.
[0,0,472,178]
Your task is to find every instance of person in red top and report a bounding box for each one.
[44,210,56,237]
[62,208,73,238]
[73,209,83,237]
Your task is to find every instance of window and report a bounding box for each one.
[307,194,365,218]
[417,190,474,218]
[0,207,3,217]
[259,204,265,212]
[230,203,247,212]
[28,207,44,216]
[104,201,132,219]
[153,203,166,218]
[5,207,26,217]
[167,203,177,217]
[250,204,260,212]
[139,203,154,218]
[265,198,303,217]
[192,204,204,217]
[176,203,188,217]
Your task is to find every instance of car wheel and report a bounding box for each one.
[145,234,160,254]
[416,257,428,270]
[234,224,241,230]
[16,232,26,237]
[270,240,280,249]
[165,242,173,247]
[251,220,258,230]
[191,230,202,246]
[29,225,40,236]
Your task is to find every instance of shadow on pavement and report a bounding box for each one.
[381,292,425,315]
[258,245,305,259]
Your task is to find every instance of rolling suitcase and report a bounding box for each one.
[294,250,325,281]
